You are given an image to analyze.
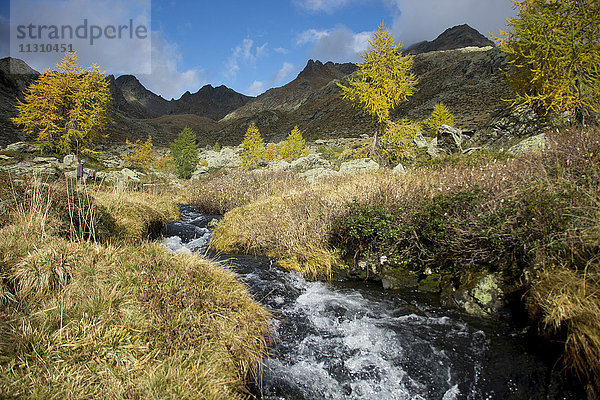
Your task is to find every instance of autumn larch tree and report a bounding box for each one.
[11,52,111,155]
[496,0,600,123]
[338,23,418,153]
[240,122,265,170]
[278,125,308,162]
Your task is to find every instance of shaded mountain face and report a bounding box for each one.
[0,58,39,147]
[111,76,252,120]
[406,24,495,54]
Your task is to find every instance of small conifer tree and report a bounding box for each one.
[425,103,455,136]
[124,136,156,170]
[240,122,265,170]
[265,143,278,163]
[278,125,308,162]
[338,23,417,153]
[170,126,198,179]
[380,119,418,165]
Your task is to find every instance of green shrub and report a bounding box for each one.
[170,126,198,179]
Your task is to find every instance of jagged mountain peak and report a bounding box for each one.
[407,24,495,54]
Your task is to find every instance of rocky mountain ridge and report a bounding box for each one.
[0,24,513,148]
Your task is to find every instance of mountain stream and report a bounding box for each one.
[161,206,566,400]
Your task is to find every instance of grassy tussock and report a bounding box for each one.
[0,176,271,399]
[93,185,181,242]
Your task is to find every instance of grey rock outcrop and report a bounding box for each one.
[436,125,469,154]
[340,158,379,174]
[300,167,340,183]
[268,160,292,171]
[290,153,331,170]
[508,133,548,156]
[198,148,240,169]
[96,168,142,183]
[6,142,40,153]
[339,158,380,174]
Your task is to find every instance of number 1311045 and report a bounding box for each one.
[19,43,74,53]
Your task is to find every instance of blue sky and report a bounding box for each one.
[0,0,517,99]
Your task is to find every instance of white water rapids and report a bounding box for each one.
[161,206,554,400]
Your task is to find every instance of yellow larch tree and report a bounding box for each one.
[338,23,418,153]
[11,52,111,155]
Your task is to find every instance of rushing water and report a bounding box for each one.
[162,206,563,400]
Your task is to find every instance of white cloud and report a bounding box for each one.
[385,0,517,46]
[294,0,351,13]
[9,0,152,75]
[274,47,289,55]
[225,38,268,80]
[246,80,266,96]
[296,28,330,45]
[299,25,371,63]
[274,62,295,84]
[135,31,206,100]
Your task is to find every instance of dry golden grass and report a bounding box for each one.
[0,176,272,399]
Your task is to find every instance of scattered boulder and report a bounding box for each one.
[300,167,340,183]
[6,142,40,153]
[96,168,141,184]
[339,158,380,174]
[413,132,429,148]
[199,148,240,169]
[436,125,468,154]
[191,166,210,179]
[290,153,331,170]
[508,133,547,156]
[441,273,508,317]
[393,163,406,174]
[62,154,78,168]
[268,160,292,171]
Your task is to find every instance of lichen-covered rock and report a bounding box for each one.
[62,154,78,168]
[507,133,547,156]
[96,168,141,183]
[268,160,292,171]
[339,158,379,174]
[191,166,210,179]
[393,163,406,174]
[290,153,331,170]
[6,142,40,153]
[437,125,467,154]
[381,266,420,289]
[441,273,507,317]
[300,167,340,183]
[198,147,240,169]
